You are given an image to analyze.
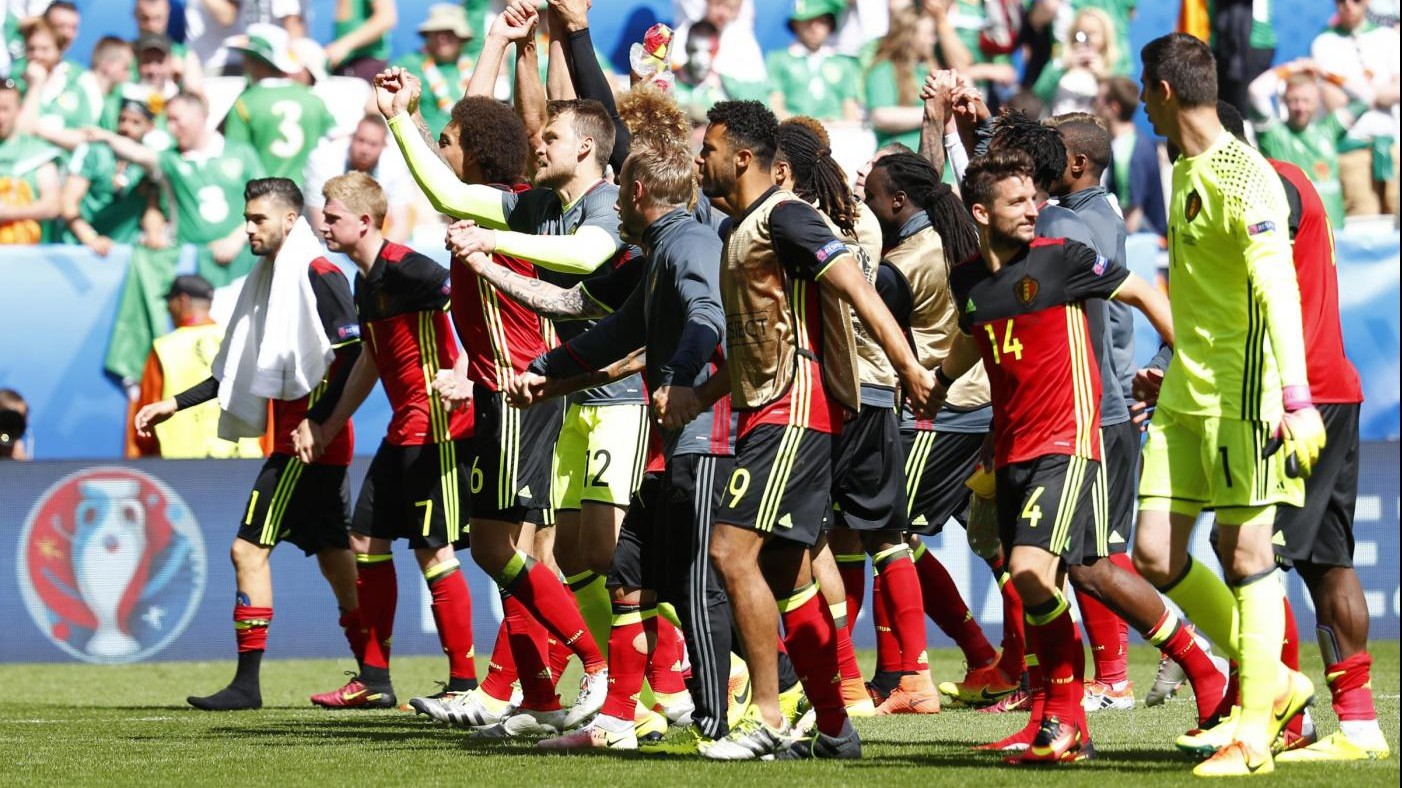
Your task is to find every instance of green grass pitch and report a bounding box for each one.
[2,643,1396,786]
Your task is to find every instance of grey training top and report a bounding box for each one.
[504,180,645,405]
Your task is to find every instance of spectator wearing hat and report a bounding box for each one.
[326,0,397,82]
[61,83,165,255]
[224,24,334,180]
[134,0,203,83]
[393,4,475,138]
[0,80,60,244]
[185,0,304,76]
[0,388,28,461]
[766,0,862,122]
[126,274,267,458]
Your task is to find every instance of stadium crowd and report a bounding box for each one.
[0,0,1394,777]
[0,0,1396,266]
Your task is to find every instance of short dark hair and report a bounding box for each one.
[245,177,304,212]
[547,98,616,172]
[1047,112,1111,179]
[706,100,778,168]
[962,150,1036,213]
[451,96,529,185]
[988,110,1065,190]
[1142,32,1218,109]
[1216,100,1248,143]
[1102,76,1140,123]
[43,1,78,19]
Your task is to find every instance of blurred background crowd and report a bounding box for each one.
[0,0,1397,459]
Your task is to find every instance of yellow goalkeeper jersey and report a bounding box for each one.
[1159,131,1309,422]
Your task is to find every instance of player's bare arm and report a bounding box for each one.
[1110,273,1176,348]
[457,247,604,320]
[297,349,380,463]
[820,255,938,416]
[506,348,644,407]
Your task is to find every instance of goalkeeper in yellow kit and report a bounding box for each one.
[1129,33,1328,778]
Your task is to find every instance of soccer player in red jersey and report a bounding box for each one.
[1213,102,1388,762]
[390,94,572,728]
[937,150,1174,764]
[139,178,365,711]
[297,172,475,709]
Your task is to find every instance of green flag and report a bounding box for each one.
[103,244,180,384]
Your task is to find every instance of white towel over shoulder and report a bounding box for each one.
[211,218,334,441]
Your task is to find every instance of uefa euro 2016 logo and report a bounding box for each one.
[17,468,206,664]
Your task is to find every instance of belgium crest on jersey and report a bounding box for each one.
[1185,189,1202,222]
[1015,275,1039,306]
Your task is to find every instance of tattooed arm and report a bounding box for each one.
[461,251,606,321]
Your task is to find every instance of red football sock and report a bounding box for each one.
[427,564,476,683]
[835,614,864,683]
[504,592,559,710]
[992,560,1025,679]
[875,550,929,673]
[480,618,518,702]
[1213,662,1240,721]
[914,544,997,668]
[1281,596,1303,736]
[1026,597,1081,725]
[1326,652,1377,722]
[647,616,689,695]
[234,604,273,653]
[1147,609,1226,726]
[992,633,1045,748]
[356,558,397,670]
[337,608,366,665]
[507,560,605,673]
[781,587,847,736]
[1075,588,1129,685]
[835,552,866,633]
[871,570,903,675]
[600,604,649,720]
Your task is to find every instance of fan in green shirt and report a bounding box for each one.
[224,26,335,182]
[327,0,397,79]
[62,93,160,254]
[393,4,476,138]
[90,93,267,286]
[0,84,62,244]
[1248,61,1362,228]
[15,21,103,137]
[767,0,861,121]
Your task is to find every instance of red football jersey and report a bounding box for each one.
[450,183,551,392]
[271,258,359,465]
[357,242,473,446]
[1269,160,1364,405]
[950,238,1129,468]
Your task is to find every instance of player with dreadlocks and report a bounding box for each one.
[772,118,939,716]
[976,110,1228,754]
[857,150,1023,710]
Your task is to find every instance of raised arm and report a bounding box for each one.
[325,0,397,70]
[821,256,936,414]
[552,0,630,172]
[378,70,512,226]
